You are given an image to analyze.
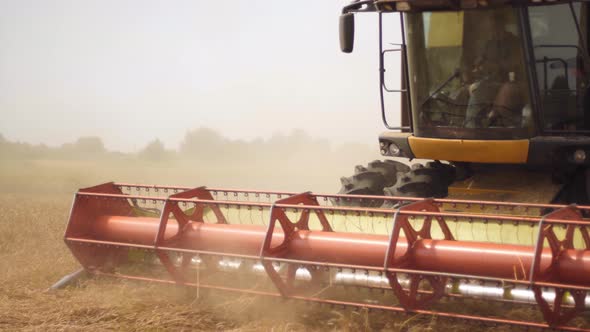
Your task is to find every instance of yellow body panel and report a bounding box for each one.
[408,137,530,163]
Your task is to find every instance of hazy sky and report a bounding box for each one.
[0,1,401,151]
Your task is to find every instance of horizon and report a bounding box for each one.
[0,1,403,152]
[0,126,377,153]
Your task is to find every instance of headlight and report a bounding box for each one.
[389,143,401,156]
[574,149,586,163]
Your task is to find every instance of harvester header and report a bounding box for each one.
[62,182,590,330]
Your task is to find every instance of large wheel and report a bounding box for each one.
[365,159,411,187]
[335,159,410,207]
[383,161,456,201]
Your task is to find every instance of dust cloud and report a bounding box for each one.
[0,128,382,195]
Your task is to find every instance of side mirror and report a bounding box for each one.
[339,13,355,53]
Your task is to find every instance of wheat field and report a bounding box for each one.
[0,155,587,331]
[0,158,444,332]
[0,192,500,332]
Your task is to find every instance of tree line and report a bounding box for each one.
[0,128,373,163]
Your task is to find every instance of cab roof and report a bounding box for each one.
[343,0,587,13]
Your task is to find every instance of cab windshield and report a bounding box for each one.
[405,8,533,139]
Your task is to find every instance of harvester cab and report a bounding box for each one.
[56,1,590,330]
[339,0,590,205]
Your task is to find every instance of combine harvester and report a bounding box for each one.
[58,0,590,330]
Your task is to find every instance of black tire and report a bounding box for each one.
[366,159,411,187]
[423,161,456,188]
[335,159,410,207]
[383,161,456,200]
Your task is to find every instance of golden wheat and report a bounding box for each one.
[0,160,585,331]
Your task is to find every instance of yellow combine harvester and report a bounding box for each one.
[54,1,590,330]
[339,0,590,207]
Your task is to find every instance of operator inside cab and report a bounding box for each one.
[463,9,526,128]
[406,7,533,137]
